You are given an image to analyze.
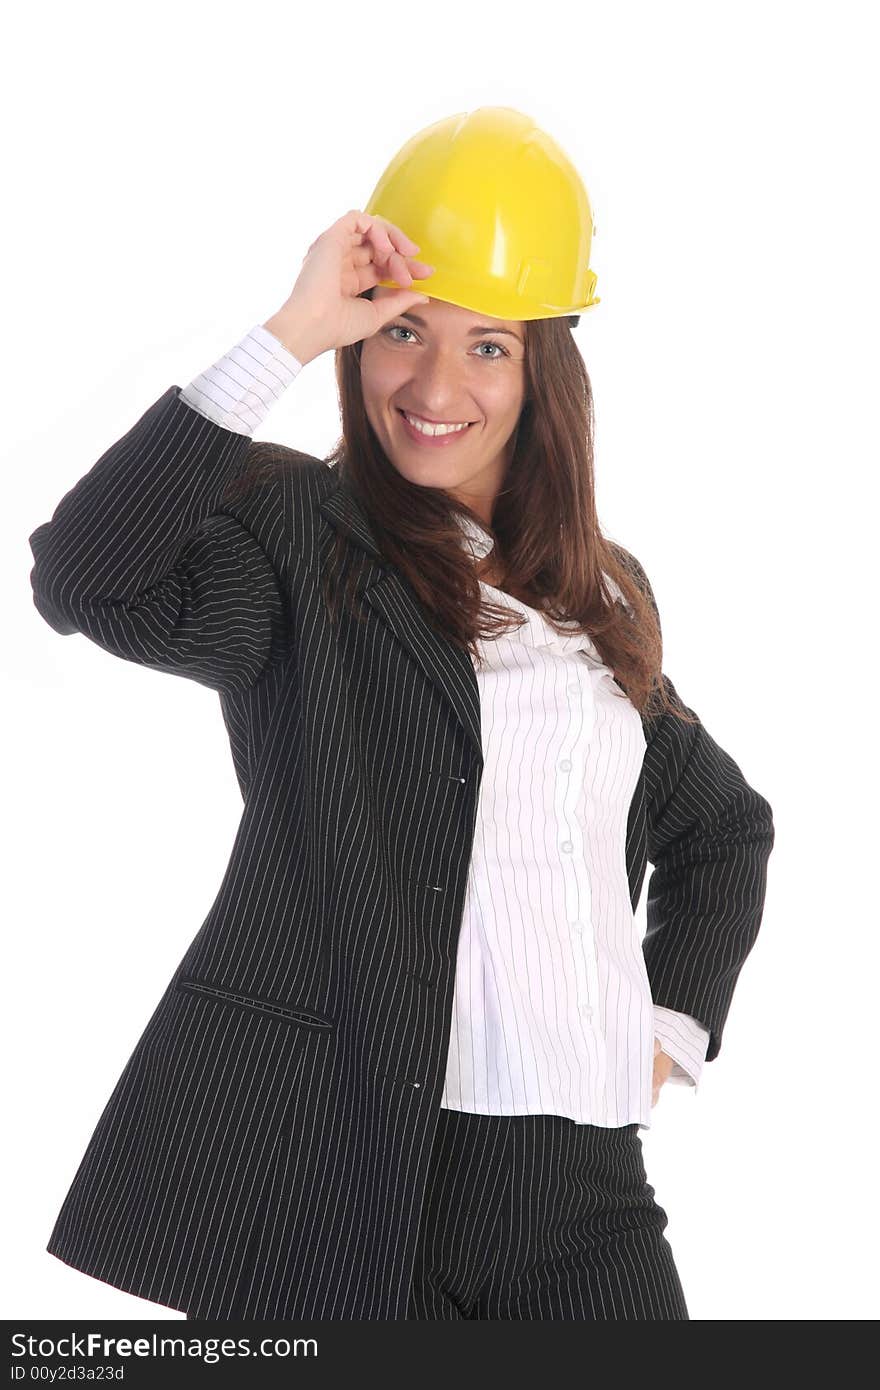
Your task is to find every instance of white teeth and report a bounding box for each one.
[403,411,470,437]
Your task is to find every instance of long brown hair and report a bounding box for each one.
[224,295,695,726]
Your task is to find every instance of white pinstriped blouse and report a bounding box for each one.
[179,323,711,1130]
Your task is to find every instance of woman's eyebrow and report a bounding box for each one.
[398,311,523,343]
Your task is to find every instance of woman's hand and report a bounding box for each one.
[652,1037,676,1107]
[264,209,436,364]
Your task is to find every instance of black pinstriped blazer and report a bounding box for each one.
[29,384,775,1320]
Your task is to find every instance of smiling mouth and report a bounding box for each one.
[398,408,476,423]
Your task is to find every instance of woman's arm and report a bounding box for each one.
[28,332,304,697]
[620,548,776,1064]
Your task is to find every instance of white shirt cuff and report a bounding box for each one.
[653,1006,711,1089]
[178,323,303,436]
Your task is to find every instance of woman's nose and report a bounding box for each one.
[407,350,476,399]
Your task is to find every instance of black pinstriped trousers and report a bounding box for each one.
[404,1105,690,1320]
[186,1107,689,1321]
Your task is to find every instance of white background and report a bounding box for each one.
[4,0,878,1323]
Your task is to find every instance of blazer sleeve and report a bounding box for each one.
[621,548,776,1064]
[28,384,291,697]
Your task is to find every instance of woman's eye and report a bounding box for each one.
[383,326,508,359]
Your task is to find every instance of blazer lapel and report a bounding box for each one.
[317,477,484,765]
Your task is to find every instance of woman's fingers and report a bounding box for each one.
[352,242,434,276]
[367,233,412,284]
[344,208,420,260]
[350,212,421,277]
[283,208,435,355]
[389,250,414,285]
[351,253,434,301]
[350,231,434,289]
[367,212,420,254]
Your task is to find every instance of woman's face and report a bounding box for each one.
[359,286,527,518]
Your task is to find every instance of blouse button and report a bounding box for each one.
[559,759,572,772]
[561,840,573,853]
[567,681,579,694]
[579,1002,593,1018]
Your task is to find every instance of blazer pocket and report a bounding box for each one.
[176,976,335,1031]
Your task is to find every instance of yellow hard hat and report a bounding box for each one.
[363,105,600,325]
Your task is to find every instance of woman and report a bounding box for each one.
[30,108,774,1321]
